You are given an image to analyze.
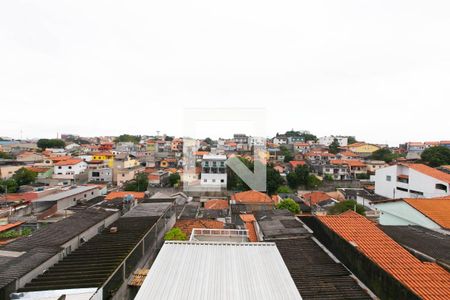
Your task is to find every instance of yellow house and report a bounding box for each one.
[147,142,156,153]
[91,152,115,167]
[347,143,380,155]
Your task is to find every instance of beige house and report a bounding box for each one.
[0,165,23,180]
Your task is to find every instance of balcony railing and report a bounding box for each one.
[190,228,249,242]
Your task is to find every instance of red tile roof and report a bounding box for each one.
[403,197,450,229]
[339,151,358,157]
[302,192,332,206]
[240,214,258,242]
[0,221,24,233]
[104,191,145,200]
[26,167,51,173]
[174,219,224,236]
[406,163,450,184]
[231,190,273,204]
[204,199,229,210]
[3,192,38,202]
[318,211,450,300]
[330,159,366,167]
[289,160,306,168]
[48,156,72,163]
[54,158,84,166]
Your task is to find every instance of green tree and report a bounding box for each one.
[329,138,340,154]
[370,148,397,163]
[0,227,32,239]
[324,174,334,181]
[277,198,300,214]
[347,136,357,144]
[114,134,141,144]
[0,179,18,193]
[280,146,294,163]
[227,157,283,195]
[203,137,213,145]
[164,227,187,241]
[276,185,292,194]
[421,146,450,167]
[0,152,12,159]
[124,173,148,192]
[306,175,322,189]
[300,132,318,143]
[287,165,310,190]
[37,139,65,149]
[329,200,365,216]
[12,168,37,186]
[266,164,284,195]
[169,173,181,187]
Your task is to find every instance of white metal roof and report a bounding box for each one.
[135,241,302,300]
[33,186,97,202]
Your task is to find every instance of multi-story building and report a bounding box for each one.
[374,163,450,198]
[87,160,113,183]
[53,159,87,179]
[318,136,348,147]
[201,154,227,188]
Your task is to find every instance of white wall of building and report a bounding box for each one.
[374,165,450,198]
[54,162,87,176]
[374,201,441,230]
[319,136,348,147]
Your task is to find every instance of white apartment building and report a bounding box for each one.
[53,159,88,179]
[374,163,450,199]
[318,136,348,147]
[200,154,227,188]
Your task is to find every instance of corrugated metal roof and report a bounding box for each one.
[135,241,302,300]
[34,186,97,202]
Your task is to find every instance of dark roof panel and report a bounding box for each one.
[275,238,371,300]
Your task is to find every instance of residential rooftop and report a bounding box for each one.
[380,225,450,270]
[134,241,301,300]
[0,208,117,294]
[33,186,99,203]
[317,211,450,300]
[275,237,371,300]
[254,210,309,240]
[18,213,162,294]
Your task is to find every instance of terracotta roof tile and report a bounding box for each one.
[174,219,224,236]
[54,158,84,166]
[318,211,450,300]
[240,214,258,242]
[403,197,450,229]
[104,191,145,200]
[404,163,450,184]
[288,160,306,168]
[330,159,366,167]
[231,190,273,204]
[26,167,51,173]
[302,192,332,206]
[204,199,229,210]
[0,221,24,233]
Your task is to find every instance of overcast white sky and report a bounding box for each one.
[1,1,449,145]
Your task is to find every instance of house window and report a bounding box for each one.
[396,187,408,192]
[436,183,448,192]
[386,175,391,181]
[221,179,224,183]
[203,179,207,182]
[68,166,72,169]
[410,190,424,196]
